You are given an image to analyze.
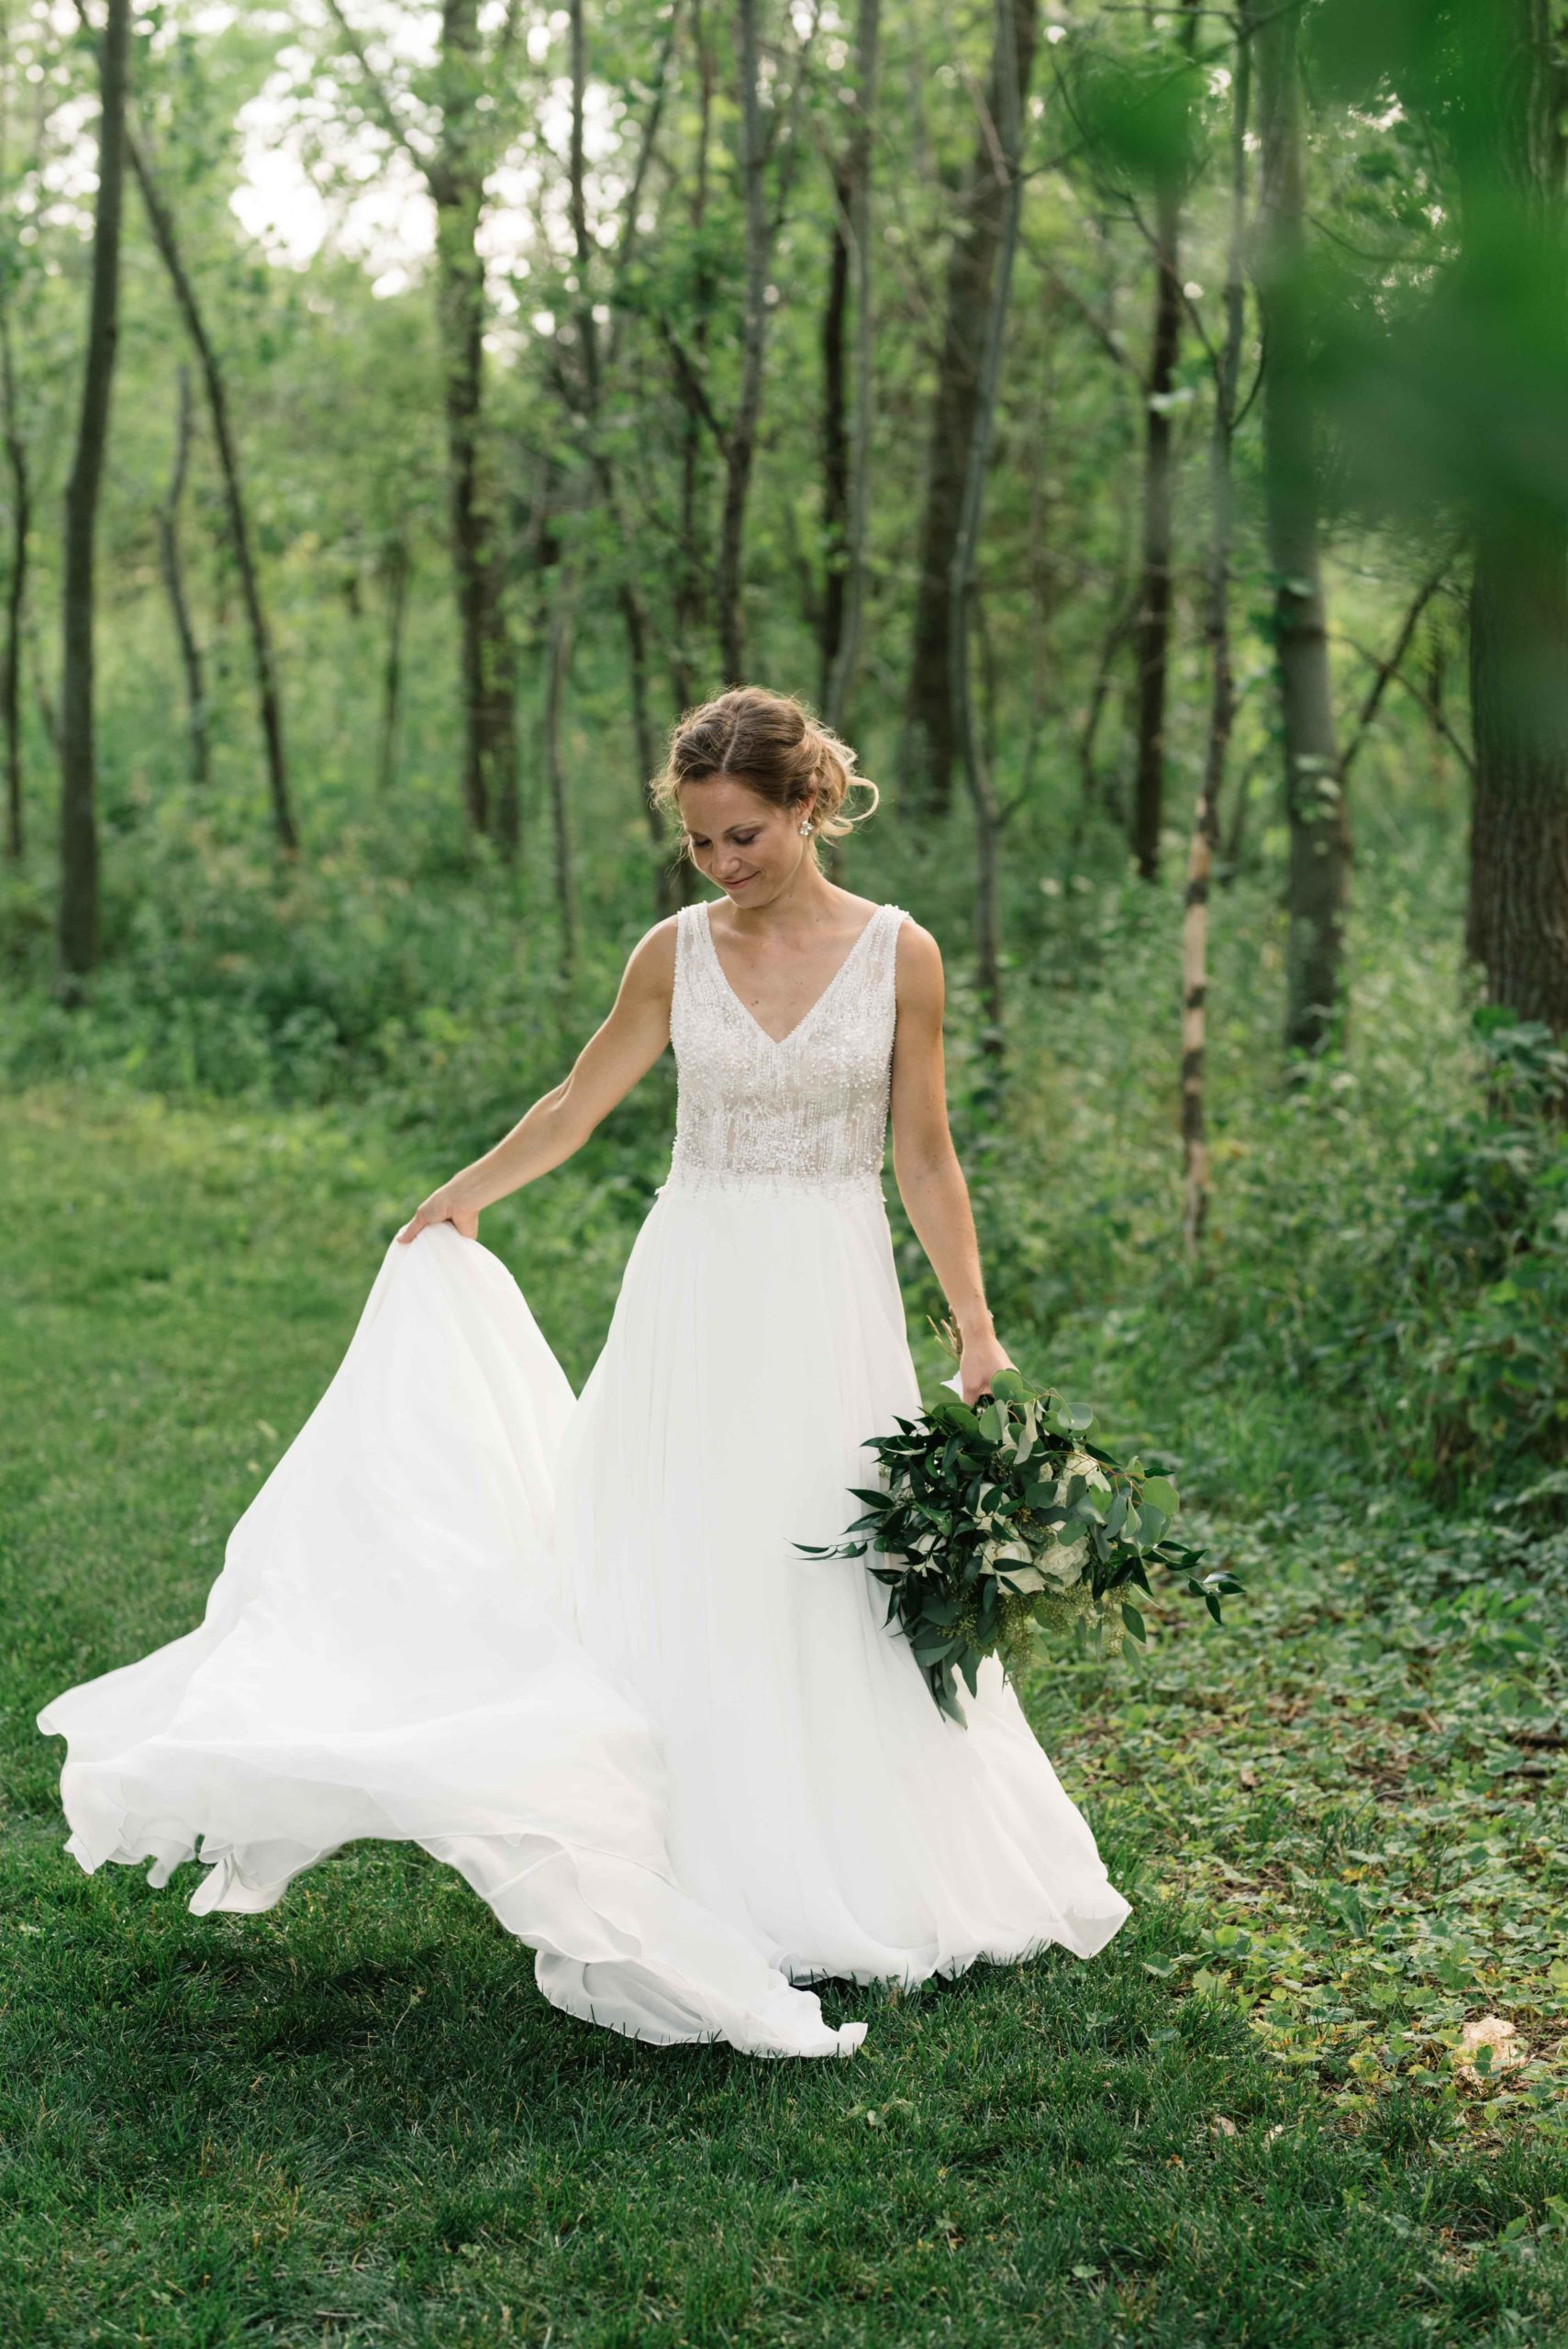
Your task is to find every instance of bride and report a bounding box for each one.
[38,685,1129,2059]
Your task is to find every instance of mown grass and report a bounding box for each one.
[5,1087,1568,2346]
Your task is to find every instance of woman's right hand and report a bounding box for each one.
[396,1178,481,1246]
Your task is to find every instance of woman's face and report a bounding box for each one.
[677,774,814,907]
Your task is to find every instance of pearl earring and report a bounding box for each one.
[799,819,812,835]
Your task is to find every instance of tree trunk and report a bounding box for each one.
[567,0,673,913]
[1464,0,1568,1033]
[543,584,578,982]
[671,0,716,731]
[1183,33,1249,1253]
[819,153,851,712]
[951,0,1032,1046]
[717,0,771,685]
[904,0,1040,816]
[1,301,28,863]
[1247,0,1348,1056]
[824,0,880,739]
[59,0,128,986]
[376,529,410,794]
[1469,530,1568,1027]
[432,0,517,852]
[129,129,295,847]
[157,364,209,789]
[1132,170,1183,882]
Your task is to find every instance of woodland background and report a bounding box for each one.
[6,3,1568,2343]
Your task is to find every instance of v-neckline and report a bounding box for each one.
[700,901,884,1051]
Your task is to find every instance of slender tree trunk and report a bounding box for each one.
[1184,34,1249,1253]
[1076,592,1132,822]
[128,130,295,847]
[1,303,28,863]
[156,364,208,789]
[820,154,851,711]
[717,0,772,685]
[566,0,673,913]
[59,0,128,986]
[1132,168,1183,881]
[1247,0,1348,1056]
[824,0,880,738]
[376,529,410,794]
[432,0,517,852]
[951,0,1032,1045]
[1464,0,1568,1033]
[543,584,578,981]
[905,0,1040,815]
[670,2,715,730]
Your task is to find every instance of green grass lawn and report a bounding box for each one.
[5,1086,1568,2347]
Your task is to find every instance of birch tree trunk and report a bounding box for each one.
[157,365,208,789]
[1183,35,1249,1252]
[59,0,128,985]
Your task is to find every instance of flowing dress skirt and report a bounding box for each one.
[544,1174,1129,2012]
[38,1185,1129,2055]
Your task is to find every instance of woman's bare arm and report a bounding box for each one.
[397,920,678,1243]
[888,922,1015,1405]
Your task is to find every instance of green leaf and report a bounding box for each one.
[1121,1601,1147,1643]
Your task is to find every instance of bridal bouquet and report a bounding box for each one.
[797,1353,1240,1724]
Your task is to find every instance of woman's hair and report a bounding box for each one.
[651,685,880,852]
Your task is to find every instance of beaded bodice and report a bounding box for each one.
[667,900,910,1197]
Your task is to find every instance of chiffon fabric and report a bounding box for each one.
[38,898,1129,2056]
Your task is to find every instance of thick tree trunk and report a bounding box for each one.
[129,130,295,848]
[951,0,1032,1045]
[157,364,208,789]
[433,0,517,852]
[1468,528,1568,1027]
[59,0,128,986]
[1247,0,1348,1056]
[717,0,771,685]
[904,0,1040,816]
[1133,172,1183,882]
[1,304,28,863]
[1463,0,1568,1032]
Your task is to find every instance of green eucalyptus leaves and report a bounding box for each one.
[797,1366,1242,1726]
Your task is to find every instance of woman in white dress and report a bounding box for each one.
[38,686,1129,2059]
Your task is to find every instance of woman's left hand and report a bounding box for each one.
[959,1327,1015,1407]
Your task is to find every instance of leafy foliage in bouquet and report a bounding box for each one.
[799,1337,1241,1724]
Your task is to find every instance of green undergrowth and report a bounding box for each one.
[5,1088,1568,2345]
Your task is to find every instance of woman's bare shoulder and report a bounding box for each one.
[892,907,943,1000]
[617,914,681,1004]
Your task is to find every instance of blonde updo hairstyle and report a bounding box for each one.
[651,685,880,860]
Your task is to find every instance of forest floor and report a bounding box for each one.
[6,1085,1568,2348]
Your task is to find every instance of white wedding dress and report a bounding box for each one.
[38,897,1129,2057]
